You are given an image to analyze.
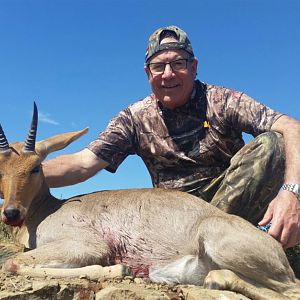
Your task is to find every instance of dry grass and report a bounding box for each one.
[0,221,13,242]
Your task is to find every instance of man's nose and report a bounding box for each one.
[162,64,174,79]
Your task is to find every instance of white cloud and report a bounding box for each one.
[39,112,59,125]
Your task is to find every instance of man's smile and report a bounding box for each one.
[161,84,180,89]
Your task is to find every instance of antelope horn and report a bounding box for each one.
[23,102,38,152]
[0,124,11,153]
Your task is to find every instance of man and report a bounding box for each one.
[43,25,300,249]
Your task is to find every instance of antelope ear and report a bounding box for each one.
[35,128,89,160]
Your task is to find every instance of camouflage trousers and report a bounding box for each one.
[199,132,285,225]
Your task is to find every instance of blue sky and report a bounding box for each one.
[0,0,299,199]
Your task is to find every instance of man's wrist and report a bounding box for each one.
[281,183,300,200]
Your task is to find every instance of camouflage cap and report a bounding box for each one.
[145,25,194,63]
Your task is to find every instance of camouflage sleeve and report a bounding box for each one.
[224,90,284,136]
[87,108,136,173]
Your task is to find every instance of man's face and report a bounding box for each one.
[145,39,198,110]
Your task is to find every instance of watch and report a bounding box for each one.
[281,183,300,200]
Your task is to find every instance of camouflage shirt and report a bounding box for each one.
[88,80,283,193]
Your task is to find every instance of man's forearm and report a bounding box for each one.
[42,149,109,188]
[271,115,300,184]
[261,115,300,247]
[43,154,87,187]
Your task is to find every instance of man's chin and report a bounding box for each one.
[159,97,188,110]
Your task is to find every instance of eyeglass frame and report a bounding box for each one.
[146,57,195,75]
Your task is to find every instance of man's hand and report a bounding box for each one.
[259,190,300,248]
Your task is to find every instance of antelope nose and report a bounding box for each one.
[4,207,20,221]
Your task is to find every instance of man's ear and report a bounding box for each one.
[144,65,151,79]
[191,58,198,79]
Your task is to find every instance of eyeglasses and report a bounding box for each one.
[147,58,193,75]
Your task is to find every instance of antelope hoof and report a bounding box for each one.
[203,269,238,290]
[3,258,19,274]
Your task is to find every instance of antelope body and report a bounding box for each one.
[0,104,300,300]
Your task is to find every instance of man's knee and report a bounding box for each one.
[246,132,285,167]
[255,131,284,153]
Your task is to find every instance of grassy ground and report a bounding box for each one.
[0,221,13,242]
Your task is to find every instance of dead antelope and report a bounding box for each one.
[0,103,300,300]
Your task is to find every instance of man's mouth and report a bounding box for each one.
[161,84,180,89]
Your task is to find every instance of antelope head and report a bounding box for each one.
[0,103,88,227]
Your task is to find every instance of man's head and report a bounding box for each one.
[145,25,194,63]
[144,26,198,110]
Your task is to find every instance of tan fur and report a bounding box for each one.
[0,128,299,300]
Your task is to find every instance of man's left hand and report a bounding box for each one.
[259,190,300,248]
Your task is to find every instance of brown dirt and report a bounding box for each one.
[0,270,250,300]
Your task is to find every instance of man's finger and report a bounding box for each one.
[258,208,273,226]
[268,222,284,245]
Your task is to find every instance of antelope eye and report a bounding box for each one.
[30,165,40,174]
